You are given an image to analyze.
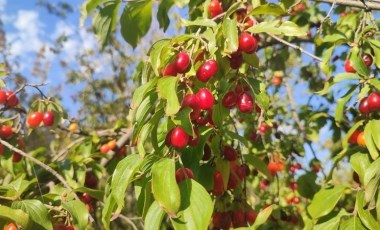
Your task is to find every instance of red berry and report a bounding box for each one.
[175,168,194,183]
[5,90,18,107]
[235,84,245,95]
[12,153,22,163]
[212,171,224,196]
[0,90,6,104]
[162,63,178,77]
[367,92,380,112]
[294,163,302,169]
[213,212,231,229]
[208,0,223,18]
[359,96,370,114]
[268,162,278,175]
[258,124,271,133]
[246,210,257,225]
[272,76,282,86]
[27,112,43,128]
[195,51,204,63]
[175,51,190,73]
[203,144,212,161]
[43,111,55,126]
[100,144,110,154]
[229,54,243,69]
[196,88,214,110]
[348,130,361,144]
[81,193,92,204]
[85,172,98,189]
[241,164,250,177]
[259,180,269,190]
[0,125,13,139]
[222,91,237,109]
[238,33,258,53]
[344,60,356,73]
[312,165,321,173]
[181,94,201,120]
[170,127,189,149]
[289,182,298,190]
[223,145,237,161]
[362,53,373,67]
[115,146,126,158]
[292,197,300,204]
[4,223,18,230]
[237,92,254,113]
[196,60,218,82]
[289,166,296,173]
[232,210,245,228]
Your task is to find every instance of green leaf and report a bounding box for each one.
[80,0,105,26]
[242,52,259,68]
[370,119,380,151]
[151,158,181,216]
[157,77,180,115]
[225,130,248,146]
[212,102,229,128]
[320,45,335,77]
[368,78,380,91]
[364,157,380,203]
[222,18,238,54]
[170,180,213,230]
[132,91,158,143]
[172,108,193,136]
[120,0,153,48]
[111,154,143,211]
[314,210,350,230]
[243,155,271,179]
[12,200,52,230]
[255,91,270,111]
[322,33,347,43]
[356,191,380,230]
[339,216,366,230]
[144,201,166,230]
[157,0,174,31]
[62,200,89,230]
[102,154,143,229]
[247,20,305,36]
[249,3,285,16]
[150,39,170,76]
[364,121,379,160]
[349,47,370,77]
[368,39,380,69]
[0,206,29,229]
[307,185,347,219]
[334,86,356,126]
[252,205,274,228]
[350,153,370,185]
[131,79,157,110]
[181,18,217,28]
[74,187,104,201]
[92,1,120,49]
[334,73,361,82]
[296,172,320,199]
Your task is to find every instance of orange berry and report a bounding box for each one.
[107,140,117,150]
[357,132,366,147]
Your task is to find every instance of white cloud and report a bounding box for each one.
[6,10,43,56]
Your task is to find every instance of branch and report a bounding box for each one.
[0,139,80,199]
[312,0,380,10]
[268,34,323,62]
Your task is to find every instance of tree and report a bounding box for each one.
[1,0,380,229]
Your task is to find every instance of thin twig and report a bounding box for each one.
[268,34,323,62]
[111,213,139,230]
[285,83,305,132]
[312,0,380,10]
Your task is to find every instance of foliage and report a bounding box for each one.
[1,0,380,229]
